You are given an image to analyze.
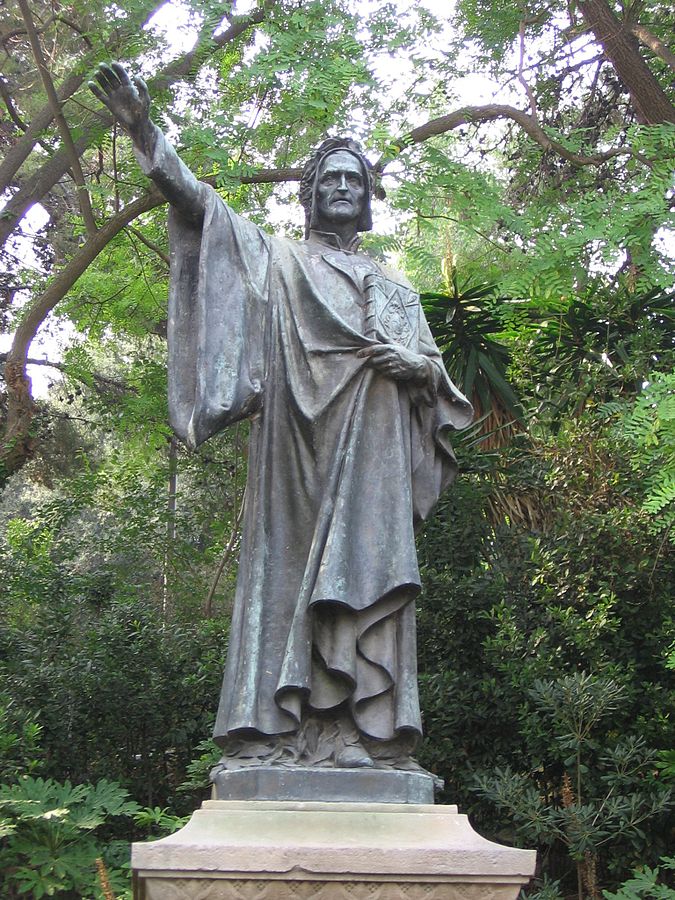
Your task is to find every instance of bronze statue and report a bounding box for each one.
[90,63,472,801]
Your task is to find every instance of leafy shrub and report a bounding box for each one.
[473,674,672,900]
[0,695,42,783]
[0,599,226,814]
[415,422,675,892]
[603,856,675,900]
[0,777,139,899]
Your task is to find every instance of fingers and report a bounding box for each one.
[370,357,398,372]
[110,62,132,86]
[356,343,393,358]
[91,62,135,97]
[364,349,399,365]
[94,63,120,93]
[362,351,400,373]
[357,343,424,382]
[357,346,401,376]
[88,80,109,105]
[133,75,150,107]
[88,61,148,118]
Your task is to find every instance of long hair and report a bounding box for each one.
[299,138,377,239]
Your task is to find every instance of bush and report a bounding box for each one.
[0,776,139,899]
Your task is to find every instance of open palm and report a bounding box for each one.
[89,62,150,135]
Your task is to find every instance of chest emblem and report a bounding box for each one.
[363,273,420,349]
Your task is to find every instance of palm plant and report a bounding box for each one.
[526,285,674,421]
[422,273,524,451]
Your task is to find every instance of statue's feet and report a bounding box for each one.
[335,745,375,768]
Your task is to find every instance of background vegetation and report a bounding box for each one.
[0,0,673,896]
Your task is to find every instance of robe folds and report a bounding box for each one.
[159,155,472,745]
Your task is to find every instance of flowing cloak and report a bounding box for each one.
[143,135,473,744]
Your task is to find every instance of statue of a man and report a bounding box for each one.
[90,64,472,788]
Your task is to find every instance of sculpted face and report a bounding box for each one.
[313,150,365,229]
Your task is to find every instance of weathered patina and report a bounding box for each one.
[90,64,472,789]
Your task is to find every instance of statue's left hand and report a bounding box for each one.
[357,343,429,385]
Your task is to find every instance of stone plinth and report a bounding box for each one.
[132,800,536,900]
[212,766,436,803]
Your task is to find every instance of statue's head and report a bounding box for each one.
[299,138,375,239]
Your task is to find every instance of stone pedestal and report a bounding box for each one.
[212,765,436,803]
[132,800,536,900]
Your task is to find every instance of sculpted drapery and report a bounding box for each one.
[135,131,473,767]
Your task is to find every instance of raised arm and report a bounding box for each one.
[89,62,205,224]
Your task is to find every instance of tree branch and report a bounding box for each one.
[0,15,57,48]
[576,0,675,124]
[0,72,83,195]
[155,0,277,88]
[126,226,170,266]
[0,75,29,131]
[55,15,93,48]
[0,187,163,482]
[0,1,279,253]
[16,0,98,237]
[0,0,166,196]
[0,352,131,395]
[0,79,56,174]
[629,23,675,74]
[518,20,538,118]
[7,190,163,374]
[4,161,302,371]
[0,124,102,252]
[415,212,509,252]
[204,485,246,617]
[377,104,640,170]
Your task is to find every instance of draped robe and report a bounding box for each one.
[139,134,473,749]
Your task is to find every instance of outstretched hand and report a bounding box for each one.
[89,62,151,142]
[89,61,204,221]
[357,343,429,385]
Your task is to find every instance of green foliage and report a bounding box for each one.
[473,675,672,863]
[177,738,223,795]
[415,404,675,890]
[524,876,566,900]
[0,776,139,899]
[386,126,674,306]
[133,806,189,836]
[615,372,675,533]
[422,277,524,428]
[655,752,675,784]
[0,697,42,784]
[0,597,226,813]
[603,857,675,900]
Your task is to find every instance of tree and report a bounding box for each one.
[1,0,672,482]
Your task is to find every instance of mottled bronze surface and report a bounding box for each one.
[90,65,473,797]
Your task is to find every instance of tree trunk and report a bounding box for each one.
[576,0,675,124]
[0,360,36,487]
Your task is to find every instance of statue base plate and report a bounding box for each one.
[132,800,536,900]
[212,765,436,803]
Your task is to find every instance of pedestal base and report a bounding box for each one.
[212,765,436,803]
[133,801,536,900]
